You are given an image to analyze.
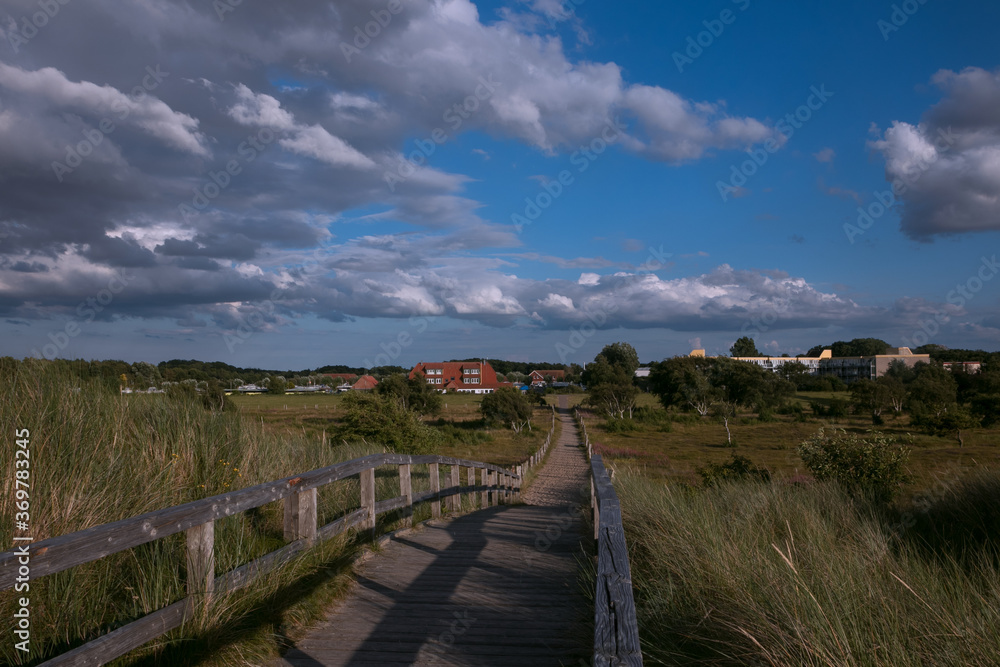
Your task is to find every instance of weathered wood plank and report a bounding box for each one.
[429,462,441,519]
[186,521,214,601]
[399,464,412,528]
[360,467,376,536]
[591,454,642,666]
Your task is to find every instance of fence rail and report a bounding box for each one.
[1,406,557,667]
[588,444,642,665]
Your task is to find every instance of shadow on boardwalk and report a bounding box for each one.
[277,402,591,666]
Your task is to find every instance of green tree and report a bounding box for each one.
[777,360,812,389]
[649,356,718,416]
[730,336,761,357]
[850,378,890,424]
[266,375,286,395]
[584,357,639,419]
[480,387,534,432]
[907,363,958,417]
[592,341,641,377]
[878,375,907,417]
[376,373,442,415]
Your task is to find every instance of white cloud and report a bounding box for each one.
[871,66,1000,238]
[0,63,208,156]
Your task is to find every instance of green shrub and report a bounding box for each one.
[699,454,771,486]
[339,391,435,454]
[604,417,641,433]
[797,428,910,503]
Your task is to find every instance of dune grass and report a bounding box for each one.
[612,468,1000,666]
[0,359,454,666]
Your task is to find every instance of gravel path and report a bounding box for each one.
[522,396,590,509]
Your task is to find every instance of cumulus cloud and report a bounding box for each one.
[0,63,208,156]
[870,66,1000,239]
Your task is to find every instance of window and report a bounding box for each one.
[467,378,479,384]
[465,368,479,375]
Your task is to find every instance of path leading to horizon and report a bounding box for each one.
[275,397,590,666]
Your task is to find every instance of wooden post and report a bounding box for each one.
[449,465,461,513]
[283,488,317,544]
[491,471,499,507]
[429,462,441,519]
[467,466,475,510]
[516,465,522,501]
[186,521,214,604]
[480,467,488,508]
[592,477,600,540]
[399,463,412,528]
[361,467,376,537]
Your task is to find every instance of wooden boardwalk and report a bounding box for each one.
[277,399,591,666]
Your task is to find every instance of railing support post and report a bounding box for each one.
[467,466,475,510]
[186,521,214,608]
[448,465,461,513]
[399,463,412,528]
[361,467,376,537]
[284,487,317,544]
[490,470,498,507]
[592,476,599,540]
[516,465,522,501]
[429,462,441,519]
[480,467,489,508]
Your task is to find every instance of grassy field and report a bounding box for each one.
[614,469,1000,665]
[0,367,552,666]
[579,392,1000,490]
[572,390,1000,665]
[231,391,552,468]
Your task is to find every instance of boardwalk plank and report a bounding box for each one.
[275,400,591,666]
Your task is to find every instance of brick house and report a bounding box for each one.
[528,369,565,386]
[409,361,500,394]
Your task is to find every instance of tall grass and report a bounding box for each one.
[0,359,397,665]
[614,469,1000,666]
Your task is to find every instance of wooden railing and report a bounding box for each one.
[0,407,557,666]
[589,450,642,665]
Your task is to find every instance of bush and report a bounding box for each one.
[809,398,849,419]
[699,454,771,486]
[604,417,641,433]
[339,391,435,454]
[797,428,910,503]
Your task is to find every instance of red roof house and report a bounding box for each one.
[409,361,500,394]
[352,375,379,391]
[529,369,566,385]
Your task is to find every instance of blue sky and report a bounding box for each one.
[1,0,998,368]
